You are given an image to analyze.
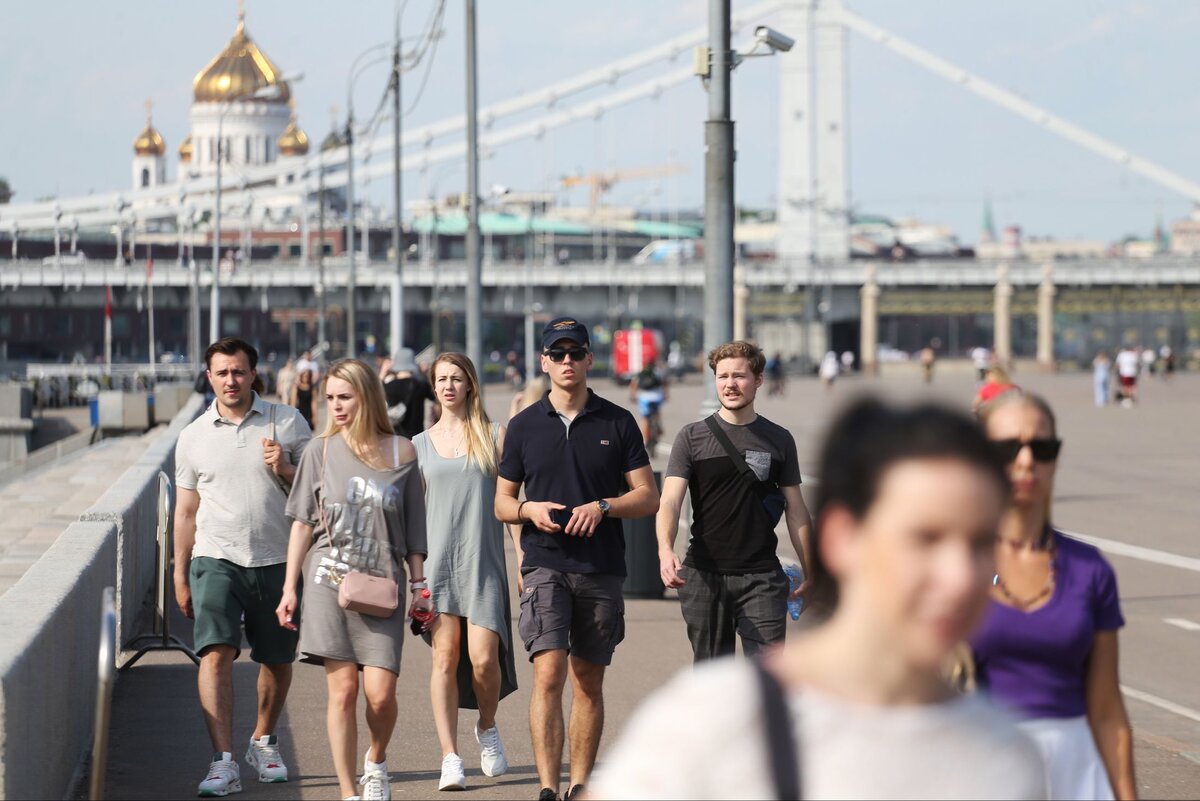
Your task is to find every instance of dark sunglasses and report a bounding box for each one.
[990,438,1062,463]
[544,347,589,363]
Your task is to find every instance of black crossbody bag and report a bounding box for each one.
[754,659,802,800]
[704,414,787,527]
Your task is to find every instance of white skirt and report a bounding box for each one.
[1018,716,1114,801]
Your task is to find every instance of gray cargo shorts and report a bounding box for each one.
[518,565,626,666]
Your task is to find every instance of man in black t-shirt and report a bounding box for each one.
[496,317,659,801]
[657,340,813,661]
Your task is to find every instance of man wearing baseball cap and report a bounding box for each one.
[496,317,660,801]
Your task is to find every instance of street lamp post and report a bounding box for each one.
[698,11,793,413]
[464,0,484,382]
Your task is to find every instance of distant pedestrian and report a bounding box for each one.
[276,357,297,405]
[657,340,812,662]
[766,351,786,396]
[1159,344,1175,379]
[1115,346,1139,407]
[840,349,855,373]
[290,367,318,430]
[495,316,660,801]
[414,353,519,791]
[276,358,430,801]
[591,399,1046,800]
[972,345,992,381]
[1093,351,1112,407]
[972,364,1019,413]
[976,392,1135,800]
[173,337,312,796]
[382,347,435,439]
[920,344,937,383]
[819,350,840,391]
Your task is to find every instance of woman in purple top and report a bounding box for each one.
[974,392,1136,800]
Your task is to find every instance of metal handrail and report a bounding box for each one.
[118,471,199,670]
[89,586,116,801]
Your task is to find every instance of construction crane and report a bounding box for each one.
[561,163,687,213]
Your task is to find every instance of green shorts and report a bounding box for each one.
[189,556,299,664]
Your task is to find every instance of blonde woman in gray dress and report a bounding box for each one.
[277,358,430,801]
[414,353,519,791]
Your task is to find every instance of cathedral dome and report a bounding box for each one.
[179,134,193,162]
[193,15,290,105]
[277,102,309,156]
[133,111,166,156]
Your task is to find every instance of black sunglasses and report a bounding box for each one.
[544,347,589,363]
[990,438,1062,463]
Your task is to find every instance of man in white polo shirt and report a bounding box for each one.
[174,337,312,797]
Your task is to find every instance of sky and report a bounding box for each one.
[2,0,1199,245]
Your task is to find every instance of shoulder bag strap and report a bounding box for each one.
[393,435,400,468]
[754,659,801,801]
[316,437,333,548]
[704,414,769,501]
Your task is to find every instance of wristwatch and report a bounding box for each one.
[595,499,611,517]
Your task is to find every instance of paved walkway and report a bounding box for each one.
[101,372,1200,799]
[0,428,166,597]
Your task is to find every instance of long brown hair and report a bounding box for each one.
[320,358,394,469]
[431,352,497,476]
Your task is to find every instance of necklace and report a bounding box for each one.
[992,540,1057,610]
[435,425,466,457]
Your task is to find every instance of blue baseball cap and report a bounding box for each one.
[542,317,590,350]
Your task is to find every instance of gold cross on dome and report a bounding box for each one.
[144,97,154,124]
[237,0,245,23]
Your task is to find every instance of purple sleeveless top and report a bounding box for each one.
[970,530,1124,719]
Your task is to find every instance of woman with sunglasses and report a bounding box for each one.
[975,392,1135,801]
[590,399,1045,799]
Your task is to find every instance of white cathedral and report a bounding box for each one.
[129,9,313,191]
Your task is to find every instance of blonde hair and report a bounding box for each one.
[431,353,497,476]
[320,358,395,469]
[518,377,547,413]
[985,364,1012,385]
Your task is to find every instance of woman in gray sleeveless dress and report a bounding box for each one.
[414,353,519,791]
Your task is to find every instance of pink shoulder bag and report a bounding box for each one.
[317,437,400,618]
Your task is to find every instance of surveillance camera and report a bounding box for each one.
[755,25,794,53]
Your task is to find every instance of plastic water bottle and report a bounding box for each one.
[783,563,804,620]
[410,588,435,635]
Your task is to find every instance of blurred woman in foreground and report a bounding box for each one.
[975,392,1135,800]
[591,399,1045,799]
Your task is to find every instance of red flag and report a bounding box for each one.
[146,258,154,279]
[105,285,112,319]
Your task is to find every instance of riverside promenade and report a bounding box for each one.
[89,370,1200,800]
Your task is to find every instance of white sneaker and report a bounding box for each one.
[197,753,242,797]
[475,724,509,777]
[438,753,467,791]
[360,754,391,801]
[245,734,288,783]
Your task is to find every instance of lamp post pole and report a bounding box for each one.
[317,165,327,353]
[210,116,224,343]
[702,0,735,414]
[464,0,483,379]
[389,22,405,356]
[344,111,356,358]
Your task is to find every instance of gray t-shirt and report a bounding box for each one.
[175,393,312,568]
[591,659,1047,800]
[285,433,428,672]
[666,414,801,573]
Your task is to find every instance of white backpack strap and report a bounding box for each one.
[393,435,400,468]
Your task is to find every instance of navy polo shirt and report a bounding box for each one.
[499,389,649,577]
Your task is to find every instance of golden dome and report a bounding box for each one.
[179,134,193,162]
[134,102,166,156]
[192,16,290,105]
[278,102,309,156]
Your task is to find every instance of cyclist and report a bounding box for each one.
[630,361,669,451]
